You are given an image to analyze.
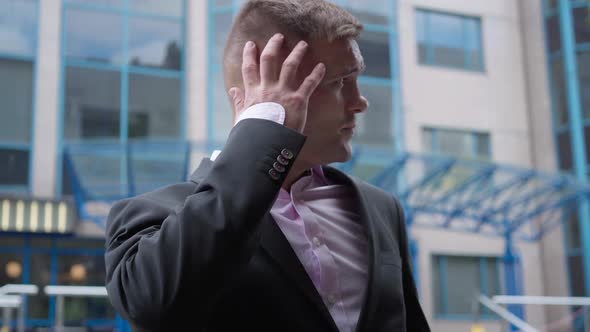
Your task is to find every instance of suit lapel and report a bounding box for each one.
[323,167,381,332]
[259,214,340,331]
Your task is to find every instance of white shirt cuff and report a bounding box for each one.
[211,103,286,161]
[234,102,286,126]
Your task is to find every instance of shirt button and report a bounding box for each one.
[312,237,321,248]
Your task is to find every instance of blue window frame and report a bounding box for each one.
[0,0,39,194]
[416,9,485,72]
[433,255,501,319]
[58,0,187,195]
[423,127,491,160]
[207,0,404,152]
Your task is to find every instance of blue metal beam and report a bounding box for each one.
[558,0,590,296]
[400,157,456,202]
[429,164,497,209]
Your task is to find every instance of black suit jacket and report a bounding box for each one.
[105,119,430,332]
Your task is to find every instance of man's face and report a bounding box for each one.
[298,37,369,166]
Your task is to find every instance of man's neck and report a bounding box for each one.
[282,159,316,192]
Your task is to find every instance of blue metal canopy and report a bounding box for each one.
[335,148,590,242]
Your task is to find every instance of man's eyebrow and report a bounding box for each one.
[329,63,366,80]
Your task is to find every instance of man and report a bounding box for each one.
[104,0,430,331]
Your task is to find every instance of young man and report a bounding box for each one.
[104,1,430,331]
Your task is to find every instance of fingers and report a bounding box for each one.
[297,63,326,98]
[260,33,284,83]
[279,40,308,86]
[242,41,259,88]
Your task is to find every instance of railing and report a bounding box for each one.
[0,284,130,332]
[479,294,590,332]
[0,284,38,332]
[44,286,109,332]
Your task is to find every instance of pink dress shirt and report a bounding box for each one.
[212,103,369,332]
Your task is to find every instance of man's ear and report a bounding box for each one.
[228,87,245,125]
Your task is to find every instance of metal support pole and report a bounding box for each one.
[1,308,11,332]
[55,295,64,332]
[504,234,525,331]
[17,295,24,332]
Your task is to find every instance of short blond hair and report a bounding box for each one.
[222,0,363,92]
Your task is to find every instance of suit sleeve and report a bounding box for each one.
[104,119,306,329]
[393,197,431,331]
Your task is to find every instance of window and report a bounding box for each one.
[433,255,501,318]
[416,9,484,71]
[0,0,38,192]
[423,128,491,160]
[61,0,186,194]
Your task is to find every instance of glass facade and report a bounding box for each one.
[0,0,38,193]
[60,0,186,196]
[416,9,484,72]
[207,0,400,150]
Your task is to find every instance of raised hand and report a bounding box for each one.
[229,33,326,133]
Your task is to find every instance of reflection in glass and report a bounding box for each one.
[573,7,590,44]
[65,9,123,64]
[0,0,37,56]
[423,128,490,160]
[416,10,428,64]
[347,0,389,25]
[546,15,561,52]
[417,10,483,71]
[357,31,390,78]
[0,148,29,186]
[558,131,573,171]
[212,71,233,144]
[65,67,121,142]
[578,52,590,120]
[130,0,183,17]
[552,57,568,125]
[58,254,115,323]
[66,0,122,8]
[213,12,234,65]
[213,0,233,7]
[128,18,183,70]
[128,73,182,139]
[429,12,465,69]
[0,58,33,143]
[445,256,479,315]
[353,83,392,147]
[29,253,52,319]
[569,254,586,296]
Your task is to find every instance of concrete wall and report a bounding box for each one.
[186,0,210,173]
[399,0,533,167]
[32,0,62,199]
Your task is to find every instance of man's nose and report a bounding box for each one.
[349,95,369,114]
